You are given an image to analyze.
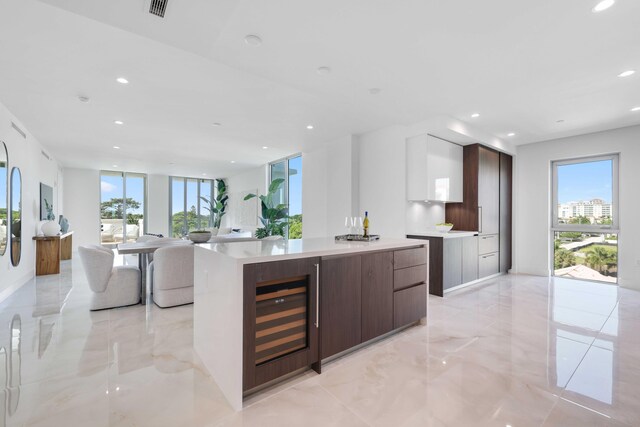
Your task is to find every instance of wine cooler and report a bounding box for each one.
[255,276,308,364]
[243,257,320,392]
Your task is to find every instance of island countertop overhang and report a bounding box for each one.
[195,237,429,265]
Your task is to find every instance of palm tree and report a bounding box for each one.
[586,247,614,274]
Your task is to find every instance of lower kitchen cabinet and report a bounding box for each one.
[479,252,500,277]
[320,255,362,359]
[361,251,394,342]
[461,236,479,283]
[394,284,427,328]
[320,247,427,360]
[443,238,462,291]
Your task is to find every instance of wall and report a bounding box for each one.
[224,165,267,232]
[515,124,640,289]
[0,101,61,299]
[63,168,100,249]
[147,174,169,236]
[302,136,360,238]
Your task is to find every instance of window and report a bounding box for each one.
[551,155,619,283]
[100,171,147,246]
[169,177,216,237]
[269,154,302,239]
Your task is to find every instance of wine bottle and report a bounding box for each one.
[363,211,369,237]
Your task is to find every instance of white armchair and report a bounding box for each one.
[148,245,194,308]
[79,245,141,310]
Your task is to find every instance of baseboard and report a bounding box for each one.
[0,270,34,304]
[443,272,505,294]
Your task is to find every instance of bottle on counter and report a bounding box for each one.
[363,211,369,237]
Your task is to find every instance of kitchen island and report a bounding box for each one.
[193,237,428,410]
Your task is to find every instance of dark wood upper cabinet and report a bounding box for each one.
[320,255,362,359]
[445,144,505,236]
[478,146,500,235]
[361,251,394,342]
[500,152,513,272]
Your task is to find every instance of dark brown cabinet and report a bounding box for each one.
[478,146,500,235]
[320,255,362,359]
[361,251,394,342]
[243,257,320,391]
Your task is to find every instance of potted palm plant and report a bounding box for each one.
[200,179,229,236]
[244,178,288,239]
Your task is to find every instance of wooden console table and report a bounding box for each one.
[32,231,73,276]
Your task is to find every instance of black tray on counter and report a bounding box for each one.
[335,234,380,242]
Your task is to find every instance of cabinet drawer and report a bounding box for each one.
[478,234,499,255]
[393,284,427,328]
[394,247,427,270]
[478,252,499,278]
[394,264,427,291]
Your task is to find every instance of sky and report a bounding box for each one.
[100,173,145,214]
[288,156,302,215]
[557,159,612,204]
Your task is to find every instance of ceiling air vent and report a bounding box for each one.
[149,0,168,18]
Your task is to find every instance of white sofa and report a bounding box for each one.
[148,245,194,308]
[79,245,141,310]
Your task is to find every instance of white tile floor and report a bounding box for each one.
[0,255,638,426]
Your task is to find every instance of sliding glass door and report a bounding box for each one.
[551,155,619,283]
[100,171,147,246]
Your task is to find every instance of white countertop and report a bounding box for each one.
[407,230,478,239]
[195,237,427,264]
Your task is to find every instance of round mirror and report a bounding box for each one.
[0,141,7,256]
[10,168,21,267]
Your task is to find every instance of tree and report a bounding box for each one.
[554,248,576,269]
[288,214,302,239]
[558,232,582,240]
[171,205,206,236]
[569,216,591,225]
[101,198,141,219]
[586,246,615,275]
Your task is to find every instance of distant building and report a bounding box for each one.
[558,199,612,222]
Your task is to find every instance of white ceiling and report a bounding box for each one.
[1,0,639,177]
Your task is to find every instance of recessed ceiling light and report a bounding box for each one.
[306,125,314,130]
[212,122,222,127]
[262,146,268,149]
[317,66,331,75]
[230,160,236,164]
[369,88,381,95]
[244,35,262,46]
[112,165,118,168]
[507,133,515,137]
[471,113,480,118]
[592,0,615,13]
[78,95,90,103]
[631,107,640,112]
[113,146,120,149]
[618,70,636,78]
[114,120,124,125]
[116,77,129,84]
[202,173,207,176]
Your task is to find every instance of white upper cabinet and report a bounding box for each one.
[406,134,463,202]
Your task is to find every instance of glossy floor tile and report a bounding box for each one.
[0,257,638,426]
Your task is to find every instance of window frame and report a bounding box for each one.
[268,153,302,239]
[168,176,216,237]
[551,154,619,233]
[99,170,148,243]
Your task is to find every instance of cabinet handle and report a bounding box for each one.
[478,206,483,234]
[314,263,319,328]
[482,254,496,259]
